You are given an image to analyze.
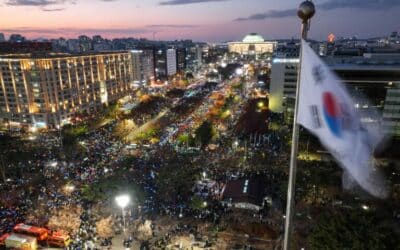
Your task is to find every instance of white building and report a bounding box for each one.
[269,58,299,113]
[228,33,277,56]
[166,48,177,76]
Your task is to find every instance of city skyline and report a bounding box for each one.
[0,0,399,42]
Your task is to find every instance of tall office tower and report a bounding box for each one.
[154,48,177,80]
[130,49,154,84]
[196,45,203,66]
[176,48,187,72]
[0,33,5,42]
[154,49,167,80]
[0,52,134,130]
[166,48,177,76]
[131,50,142,83]
[141,49,155,82]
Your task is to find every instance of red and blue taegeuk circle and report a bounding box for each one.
[322,92,342,137]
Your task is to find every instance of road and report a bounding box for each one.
[125,109,168,142]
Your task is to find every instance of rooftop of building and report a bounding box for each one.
[0,51,131,60]
[222,177,265,206]
[242,33,265,43]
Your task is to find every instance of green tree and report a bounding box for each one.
[309,209,399,250]
[156,161,199,204]
[104,102,120,119]
[0,135,41,182]
[61,124,88,160]
[195,120,214,149]
[177,133,196,147]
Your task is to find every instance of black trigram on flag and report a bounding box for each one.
[310,105,322,129]
[312,65,325,84]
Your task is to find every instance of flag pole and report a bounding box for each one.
[283,1,315,250]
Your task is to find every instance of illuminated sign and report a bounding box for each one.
[272,58,300,64]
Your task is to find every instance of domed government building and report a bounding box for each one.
[228,33,277,55]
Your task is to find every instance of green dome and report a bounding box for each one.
[242,33,264,43]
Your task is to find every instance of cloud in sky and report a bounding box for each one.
[42,7,65,11]
[1,27,148,34]
[4,0,74,6]
[319,0,400,10]
[234,9,296,21]
[0,24,200,39]
[235,0,400,21]
[2,0,118,10]
[159,0,228,6]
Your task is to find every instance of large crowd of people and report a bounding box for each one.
[0,78,292,249]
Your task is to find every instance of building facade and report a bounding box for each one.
[228,33,277,56]
[130,49,154,84]
[176,48,186,72]
[166,48,177,76]
[0,52,134,129]
[154,49,167,80]
[383,84,400,136]
[269,53,400,136]
[269,58,299,114]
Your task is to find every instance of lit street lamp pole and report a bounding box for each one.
[115,195,130,233]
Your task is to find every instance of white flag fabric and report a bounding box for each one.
[297,39,388,198]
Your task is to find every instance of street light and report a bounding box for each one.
[235,68,243,76]
[64,184,75,192]
[115,195,130,232]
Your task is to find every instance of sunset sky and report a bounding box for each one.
[0,0,399,42]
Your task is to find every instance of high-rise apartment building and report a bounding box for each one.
[166,49,177,76]
[0,52,133,129]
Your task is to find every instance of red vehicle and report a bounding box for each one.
[47,231,71,248]
[13,224,48,241]
[0,233,10,247]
